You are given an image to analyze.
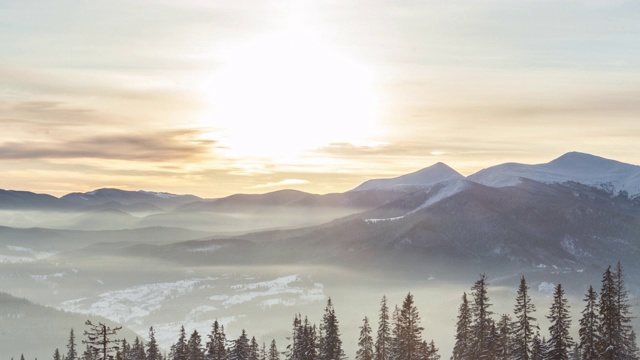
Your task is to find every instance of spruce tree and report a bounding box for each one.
[54,349,62,360]
[578,285,599,360]
[68,329,78,360]
[530,333,544,360]
[120,339,130,360]
[318,298,345,360]
[374,296,391,360]
[395,293,424,360]
[131,337,146,360]
[496,314,513,360]
[615,262,635,359]
[598,265,620,359]
[452,293,472,360]
[206,321,227,360]
[260,343,267,360]
[172,326,187,360]
[147,327,161,360]
[425,340,440,360]
[469,274,493,360]
[230,330,250,360]
[512,277,537,360]
[547,284,574,360]
[249,337,259,360]
[268,340,279,360]
[187,330,204,360]
[628,330,640,360]
[356,317,374,360]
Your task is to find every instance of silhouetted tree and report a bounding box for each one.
[512,277,537,360]
[452,293,472,360]
[356,317,374,360]
[469,274,493,360]
[579,286,599,360]
[318,298,345,360]
[374,296,391,360]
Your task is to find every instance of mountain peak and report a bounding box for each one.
[468,152,640,195]
[351,162,464,192]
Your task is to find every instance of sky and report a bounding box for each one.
[1,0,640,198]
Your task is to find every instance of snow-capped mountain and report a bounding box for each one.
[468,152,640,196]
[351,162,464,192]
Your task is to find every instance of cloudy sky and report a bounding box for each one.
[1,0,639,197]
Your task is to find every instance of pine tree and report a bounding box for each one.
[496,314,512,360]
[452,293,472,360]
[206,321,227,360]
[230,330,250,360]
[374,296,391,360]
[186,330,204,360]
[512,276,538,360]
[615,262,635,359]
[131,337,146,360]
[54,349,62,360]
[249,337,259,360]
[172,326,187,360]
[268,340,279,360]
[147,327,161,360]
[395,292,424,360]
[578,285,599,360]
[319,298,345,360]
[356,317,374,360]
[547,284,575,360]
[82,321,122,360]
[68,329,78,360]
[599,265,620,359]
[469,274,493,360]
[530,333,544,360]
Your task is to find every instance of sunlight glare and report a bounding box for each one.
[202,30,380,160]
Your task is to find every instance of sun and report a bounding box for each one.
[201,30,380,161]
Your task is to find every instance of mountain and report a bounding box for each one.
[351,162,464,192]
[0,189,75,210]
[0,292,139,360]
[468,152,640,195]
[61,188,202,211]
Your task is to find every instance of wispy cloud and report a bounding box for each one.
[246,179,310,189]
[0,130,215,162]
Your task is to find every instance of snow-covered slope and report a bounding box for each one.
[351,162,464,192]
[468,152,640,195]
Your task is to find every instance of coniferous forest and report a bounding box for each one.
[13,263,639,360]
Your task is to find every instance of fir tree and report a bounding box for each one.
[496,314,512,360]
[249,337,259,360]
[120,339,130,360]
[395,292,424,360]
[172,326,187,360]
[206,321,227,360]
[230,330,250,360]
[82,321,122,360]
[287,314,302,360]
[512,277,537,360]
[547,284,574,360]
[425,340,440,360]
[131,337,146,360]
[452,293,472,360]
[628,330,640,360]
[54,349,62,360]
[260,343,267,360]
[469,274,493,360]
[147,327,161,360]
[68,329,78,360]
[268,340,279,360]
[319,298,345,360]
[598,265,620,359]
[374,296,391,360]
[530,333,544,360]
[356,317,374,360]
[615,262,635,359]
[186,330,204,360]
[578,285,599,360]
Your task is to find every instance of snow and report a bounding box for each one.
[352,162,464,192]
[0,254,33,264]
[187,245,222,253]
[468,152,640,195]
[365,180,470,223]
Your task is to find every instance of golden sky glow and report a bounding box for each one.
[1,1,640,197]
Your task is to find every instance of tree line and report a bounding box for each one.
[15,263,638,360]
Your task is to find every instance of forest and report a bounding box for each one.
[12,263,638,360]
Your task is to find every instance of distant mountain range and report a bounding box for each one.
[3,152,640,282]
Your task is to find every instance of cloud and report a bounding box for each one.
[0,129,216,162]
[246,179,310,189]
